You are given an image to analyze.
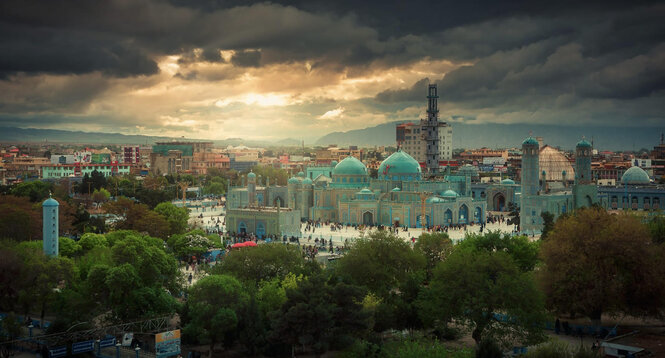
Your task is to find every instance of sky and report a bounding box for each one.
[0,0,663,143]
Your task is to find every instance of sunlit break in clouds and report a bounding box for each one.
[0,0,663,142]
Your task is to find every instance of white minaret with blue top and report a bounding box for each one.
[42,194,59,257]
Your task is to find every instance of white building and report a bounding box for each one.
[396,122,453,163]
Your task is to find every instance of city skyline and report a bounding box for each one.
[1,0,663,142]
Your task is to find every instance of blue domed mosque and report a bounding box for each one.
[228,149,487,230]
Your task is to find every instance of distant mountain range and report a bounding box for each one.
[315,121,664,151]
[1,124,661,151]
[0,127,303,147]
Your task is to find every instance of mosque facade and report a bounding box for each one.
[518,137,601,234]
[228,150,487,232]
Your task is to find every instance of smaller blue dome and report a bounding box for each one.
[501,178,515,185]
[288,177,300,184]
[522,137,539,146]
[391,187,401,192]
[43,197,59,207]
[576,139,592,148]
[333,156,368,176]
[441,189,458,198]
[302,178,313,185]
[621,166,650,185]
[331,160,338,167]
[297,171,305,178]
[247,172,256,178]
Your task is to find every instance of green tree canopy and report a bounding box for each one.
[10,181,53,202]
[419,248,548,347]
[215,243,305,285]
[183,275,248,357]
[167,229,217,259]
[269,275,369,356]
[540,207,665,325]
[414,232,453,280]
[337,230,426,298]
[458,231,540,272]
[0,195,41,241]
[154,202,190,237]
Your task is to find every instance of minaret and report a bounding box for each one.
[423,84,440,175]
[247,171,256,206]
[42,194,59,257]
[575,137,592,185]
[521,136,540,196]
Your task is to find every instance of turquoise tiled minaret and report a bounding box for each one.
[42,194,59,257]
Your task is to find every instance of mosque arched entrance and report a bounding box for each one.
[362,211,374,225]
[459,205,469,224]
[238,221,247,234]
[474,207,482,223]
[493,193,506,211]
[273,196,284,207]
[256,222,266,239]
[444,209,452,225]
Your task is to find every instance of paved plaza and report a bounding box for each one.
[185,202,520,248]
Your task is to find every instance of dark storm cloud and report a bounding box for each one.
[231,50,261,68]
[0,0,663,130]
[374,3,665,125]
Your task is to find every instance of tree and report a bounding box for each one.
[540,207,665,326]
[59,237,82,257]
[167,230,215,259]
[78,233,108,251]
[92,188,111,205]
[154,202,190,237]
[10,181,53,202]
[0,195,41,241]
[183,275,248,357]
[540,211,555,240]
[269,275,369,357]
[419,248,548,347]
[414,232,453,280]
[16,248,76,325]
[458,231,540,272]
[647,215,665,244]
[204,182,226,196]
[506,202,520,231]
[215,244,305,285]
[105,198,171,238]
[336,230,426,298]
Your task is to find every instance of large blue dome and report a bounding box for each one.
[621,166,650,185]
[333,156,367,176]
[378,150,421,177]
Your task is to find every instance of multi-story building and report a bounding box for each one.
[191,152,230,175]
[122,146,140,164]
[4,156,51,179]
[651,135,665,178]
[150,141,213,175]
[396,86,452,167]
[459,148,508,162]
[41,163,131,179]
[396,122,453,163]
[314,146,363,164]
